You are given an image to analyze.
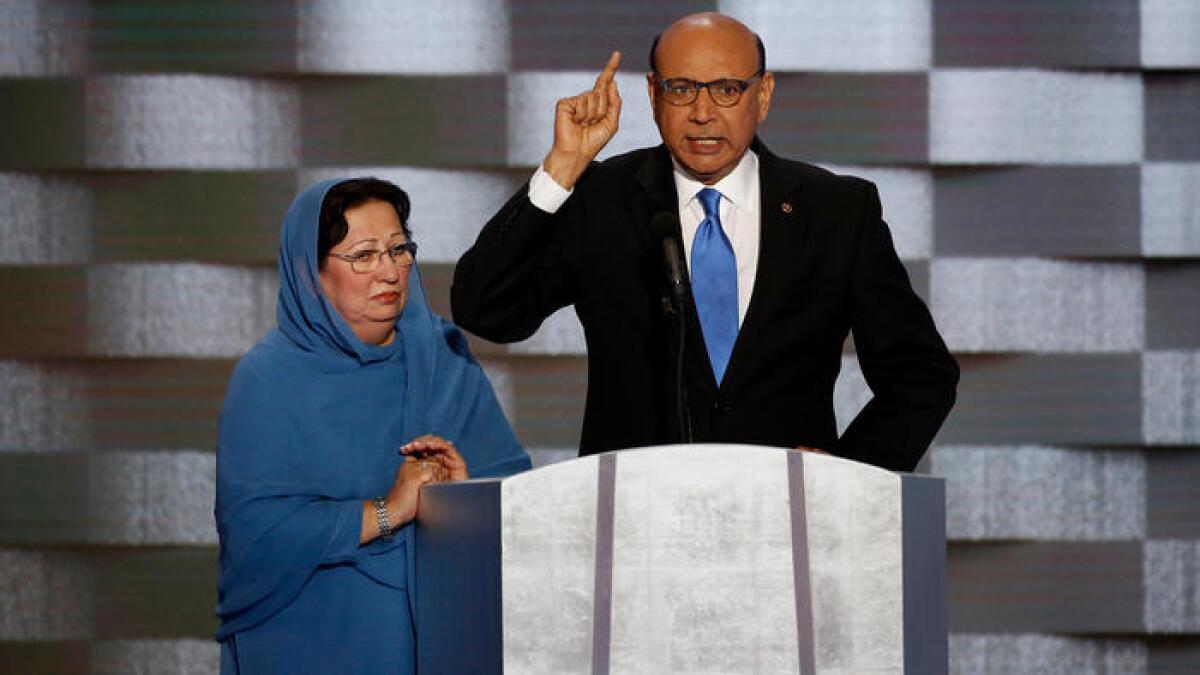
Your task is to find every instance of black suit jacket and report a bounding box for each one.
[452,139,958,471]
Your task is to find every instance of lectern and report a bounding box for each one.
[415,444,945,674]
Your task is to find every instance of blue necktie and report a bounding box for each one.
[691,188,737,383]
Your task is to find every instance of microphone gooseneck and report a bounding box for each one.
[650,212,693,444]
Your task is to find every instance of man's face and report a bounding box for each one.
[647,23,774,185]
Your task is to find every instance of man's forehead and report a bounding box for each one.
[655,23,758,72]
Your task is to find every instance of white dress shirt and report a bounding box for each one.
[528,150,762,326]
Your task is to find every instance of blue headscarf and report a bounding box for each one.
[214,179,529,639]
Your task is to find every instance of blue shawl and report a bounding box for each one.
[215,179,529,639]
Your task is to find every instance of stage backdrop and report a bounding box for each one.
[1,1,1198,673]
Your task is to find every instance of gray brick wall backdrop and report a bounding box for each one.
[1,1,1197,672]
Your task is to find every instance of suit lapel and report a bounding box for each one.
[722,140,812,391]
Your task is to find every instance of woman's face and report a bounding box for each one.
[318,199,411,345]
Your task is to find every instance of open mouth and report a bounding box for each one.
[687,137,723,152]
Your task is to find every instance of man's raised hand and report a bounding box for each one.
[543,51,622,190]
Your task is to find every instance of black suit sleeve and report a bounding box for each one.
[451,184,581,343]
[836,182,958,472]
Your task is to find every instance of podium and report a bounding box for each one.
[415,445,945,674]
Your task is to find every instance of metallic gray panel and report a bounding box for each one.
[721,0,931,71]
[88,0,297,74]
[505,307,587,355]
[934,167,1141,257]
[762,73,929,164]
[85,75,300,170]
[0,0,87,76]
[902,475,948,675]
[0,362,91,452]
[507,72,661,168]
[930,445,1145,541]
[299,167,526,263]
[298,0,508,74]
[949,634,1147,674]
[91,640,219,675]
[0,551,92,640]
[1142,163,1200,256]
[819,165,932,260]
[1143,351,1200,445]
[302,76,508,167]
[1144,540,1200,632]
[86,264,276,357]
[933,0,1140,67]
[0,173,93,264]
[88,451,217,545]
[930,70,1143,164]
[931,258,1144,353]
[1142,0,1200,67]
[947,542,1143,633]
[1146,74,1200,161]
[941,355,1143,445]
[501,456,599,674]
[1147,263,1200,349]
[509,0,707,71]
[1147,450,1200,538]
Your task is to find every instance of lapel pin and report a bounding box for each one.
[781,202,793,214]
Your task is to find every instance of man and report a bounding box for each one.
[452,13,958,471]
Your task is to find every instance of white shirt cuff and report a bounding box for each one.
[528,165,573,214]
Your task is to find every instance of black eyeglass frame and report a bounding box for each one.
[652,70,766,107]
[327,241,418,273]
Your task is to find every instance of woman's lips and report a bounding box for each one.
[373,292,400,303]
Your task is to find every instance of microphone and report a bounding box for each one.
[650,212,687,308]
[649,211,693,443]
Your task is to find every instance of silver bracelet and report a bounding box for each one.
[373,496,393,540]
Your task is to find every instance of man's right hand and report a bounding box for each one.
[542,51,622,191]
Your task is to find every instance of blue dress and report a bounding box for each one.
[215,179,530,674]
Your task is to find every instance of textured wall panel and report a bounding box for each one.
[300,167,525,263]
[0,362,91,452]
[1145,74,1200,161]
[507,72,661,168]
[1147,263,1200,349]
[933,0,1140,67]
[0,551,92,640]
[942,355,1143,445]
[762,73,928,164]
[931,445,1145,541]
[90,639,220,675]
[819,165,931,259]
[0,173,93,264]
[85,75,300,169]
[1142,0,1200,68]
[1148,450,1200,538]
[509,0,707,71]
[930,70,1143,164]
[0,80,86,168]
[88,0,297,74]
[302,76,507,167]
[478,358,517,427]
[88,452,216,545]
[1145,540,1200,632]
[510,356,588,449]
[0,0,87,75]
[931,258,1144,352]
[1142,162,1200,256]
[298,0,508,74]
[505,307,587,355]
[89,548,217,638]
[86,264,276,357]
[1143,351,1200,445]
[721,0,931,71]
[949,634,1146,674]
[948,542,1143,633]
[934,167,1140,257]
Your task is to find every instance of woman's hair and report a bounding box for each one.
[317,178,413,267]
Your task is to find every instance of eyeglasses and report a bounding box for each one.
[654,72,763,107]
[327,241,418,274]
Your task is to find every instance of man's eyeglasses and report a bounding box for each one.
[327,241,418,274]
[653,72,764,107]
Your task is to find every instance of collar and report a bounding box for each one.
[671,150,759,210]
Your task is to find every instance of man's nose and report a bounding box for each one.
[689,86,716,123]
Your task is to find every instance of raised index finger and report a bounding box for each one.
[593,51,621,91]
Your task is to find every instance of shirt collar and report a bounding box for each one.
[671,149,759,210]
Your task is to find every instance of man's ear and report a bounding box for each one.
[756,71,775,122]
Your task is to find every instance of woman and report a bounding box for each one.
[215,178,530,673]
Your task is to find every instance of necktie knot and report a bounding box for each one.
[697,188,722,220]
